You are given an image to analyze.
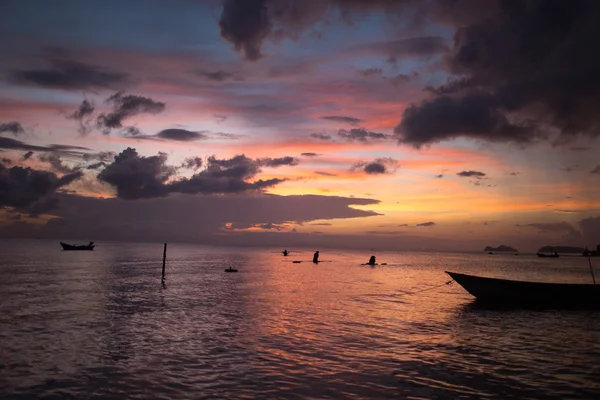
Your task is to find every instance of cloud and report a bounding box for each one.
[349,36,449,58]
[22,151,34,160]
[182,157,203,171]
[396,93,539,148]
[156,129,207,141]
[0,163,83,213]
[1,192,382,244]
[38,153,78,174]
[219,0,272,61]
[416,221,436,227]
[395,1,600,147]
[356,68,382,77]
[591,166,600,174]
[218,1,444,60]
[0,122,25,136]
[301,152,319,157]
[580,216,600,245]
[338,128,389,142]
[259,156,299,167]
[315,171,337,176]
[457,170,486,178]
[256,222,284,230]
[515,222,581,239]
[386,73,411,87]
[11,59,129,90]
[310,133,333,141]
[97,148,293,200]
[96,92,166,133]
[351,157,398,175]
[0,137,89,154]
[321,116,362,126]
[67,99,95,135]
[96,148,177,200]
[194,70,235,81]
[435,174,443,178]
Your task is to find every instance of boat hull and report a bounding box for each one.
[60,242,94,251]
[446,271,600,307]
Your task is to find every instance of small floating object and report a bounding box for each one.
[224,268,238,273]
[292,261,302,263]
[381,263,387,265]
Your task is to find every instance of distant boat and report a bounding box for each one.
[537,252,559,258]
[60,241,94,251]
[446,271,600,307]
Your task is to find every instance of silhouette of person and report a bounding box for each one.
[313,251,319,263]
[283,249,289,256]
[367,255,376,265]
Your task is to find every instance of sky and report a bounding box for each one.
[1,0,600,252]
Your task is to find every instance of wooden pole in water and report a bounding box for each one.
[588,255,596,284]
[161,242,167,282]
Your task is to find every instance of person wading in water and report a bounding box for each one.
[313,251,319,263]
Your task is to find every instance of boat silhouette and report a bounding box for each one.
[60,241,95,251]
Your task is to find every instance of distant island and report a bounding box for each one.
[484,245,518,252]
[537,246,585,254]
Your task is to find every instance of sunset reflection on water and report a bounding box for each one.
[1,240,599,399]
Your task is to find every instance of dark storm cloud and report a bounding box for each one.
[457,170,486,178]
[301,152,319,157]
[97,148,293,200]
[97,148,177,200]
[170,154,284,195]
[259,156,299,167]
[218,0,429,60]
[395,1,600,146]
[195,70,235,82]
[182,157,203,171]
[11,60,129,90]
[96,92,165,133]
[310,133,333,141]
[0,163,83,213]
[0,121,25,136]
[351,157,397,175]
[338,128,389,142]
[219,0,271,60]
[321,116,362,126]
[397,93,538,147]
[156,129,207,141]
[416,221,436,227]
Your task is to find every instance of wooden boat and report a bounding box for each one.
[60,241,95,251]
[537,252,559,258]
[446,271,600,307]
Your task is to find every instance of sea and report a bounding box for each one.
[1,239,599,399]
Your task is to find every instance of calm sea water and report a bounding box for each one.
[1,239,599,399]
